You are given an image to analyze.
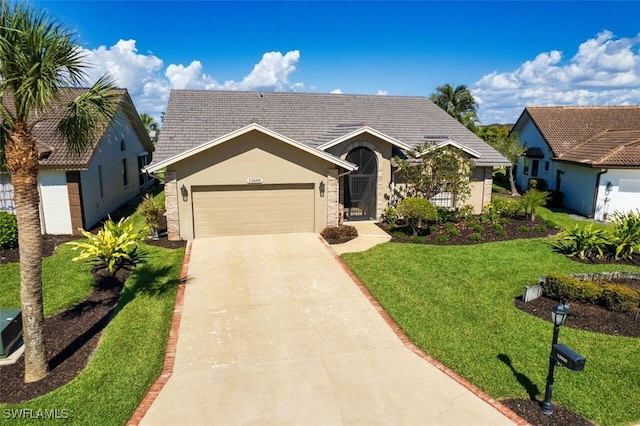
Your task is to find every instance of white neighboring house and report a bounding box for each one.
[513,106,640,221]
[0,88,154,235]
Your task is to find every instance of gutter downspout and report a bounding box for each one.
[591,169,608,219]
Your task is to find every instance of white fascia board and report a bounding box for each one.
[317,126,413,151]
[145,123,357,173]
[416,139,482,159]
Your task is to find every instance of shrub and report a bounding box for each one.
[495,229,508,237]
[382,207,399,226]
[468,222,484,232]
[559,224,607,260]
[136,194,164,238]
[444,223,461,237]
[609,210,640,260]
[436,207,456,223]
[490,223,504,231]
[411,235,423,244]
[392,231,406,238]
[543,274,601,304]
[518,225,530,233]
[454,204,475,221]
[468,233,482,242]
[320,224,358,241]
[535,224,547,232]
[435,235,449,244]
[396,197,438,235]
[487,196,521,219]
[0,212,18,250]
[519,189,549,221]
[67,216,146,275]
[600,284,640,313]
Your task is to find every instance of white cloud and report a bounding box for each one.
[79,41,304,122]
[377,90,388,96]
[330,89,343,94]
[473,31,640,124]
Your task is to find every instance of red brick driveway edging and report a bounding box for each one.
[127,240,193,426]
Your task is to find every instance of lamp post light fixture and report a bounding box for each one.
[541,300,570,415]
[181,184,189,202]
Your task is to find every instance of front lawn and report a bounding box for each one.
[0,201,184,425]
[342,238,639,425]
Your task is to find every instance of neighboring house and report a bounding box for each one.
[513,106,640,221]
[0,88,154,234]
[146,90,510,240]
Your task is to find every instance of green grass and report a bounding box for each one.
[1,188,184,425]
[0,244,184,425]
[342,238,640,425]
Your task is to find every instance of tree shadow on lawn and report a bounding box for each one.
[0,260,180,404]
[497,353,541,401]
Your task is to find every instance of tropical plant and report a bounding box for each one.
[136,193,163,238]
[609,210,640,260]
[0,211,18,249]
[396,197,438,235]
[395,145,472,203]
[519,188,549,221]
[557,224,607,260]
[0,1,119,382]
[429,83,479,131]
[139,113,159,132]
[382,206,399,226]
[67,217,146,275]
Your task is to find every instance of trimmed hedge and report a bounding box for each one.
[0,212,18,250]
[543,273,640,313]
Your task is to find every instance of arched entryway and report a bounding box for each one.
[344,147,377,220]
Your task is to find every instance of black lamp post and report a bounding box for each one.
[541,300,570,415]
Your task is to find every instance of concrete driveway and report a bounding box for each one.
[139,233,517,425]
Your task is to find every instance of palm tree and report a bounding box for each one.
[140,113,159,133]
[0,1,119,382]
[429,84,479,131]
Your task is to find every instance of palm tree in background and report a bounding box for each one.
[140,113,159,133]
[430,84,479,131]
[0,1,119,382]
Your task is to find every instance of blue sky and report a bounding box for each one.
[32,1,640,124]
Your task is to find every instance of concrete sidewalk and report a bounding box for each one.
[331,220,392,255]
[138,233,520,425]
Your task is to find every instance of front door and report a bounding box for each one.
[345,147,377,220]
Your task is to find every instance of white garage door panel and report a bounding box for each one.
[193,184,314,236]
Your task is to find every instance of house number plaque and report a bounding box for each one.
[246,177,263,184]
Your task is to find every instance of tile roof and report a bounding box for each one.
[154,90,511,167]
[558,129,640,167]
[2,88,153,169]
[519,106,640,162]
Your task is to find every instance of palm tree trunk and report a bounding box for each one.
[5,126,49,383]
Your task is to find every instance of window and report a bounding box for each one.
[120,139,126,151]
[138,153,151,186]
[98,165,104,199]
[531,160,539,177]
[544,161,550,172]
[122,159,128,186]
[430,192,455,209]
[523,158,530,176]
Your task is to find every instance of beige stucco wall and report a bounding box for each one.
[467,166,494,213]
[168,130,336,240]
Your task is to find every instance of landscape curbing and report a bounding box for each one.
[321,235,531,426]
[127,240,192,426]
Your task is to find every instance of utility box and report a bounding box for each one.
[0,309,22,358]
[552,343,586,371]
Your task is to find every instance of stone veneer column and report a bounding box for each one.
[164,172,180,241]
[483,167,493,209]
[327,169,339,227]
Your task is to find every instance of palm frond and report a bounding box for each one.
[56,75,120,157]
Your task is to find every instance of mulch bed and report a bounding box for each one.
[505,278,639,425]
[380,216,557,245]
[0,223,184,403]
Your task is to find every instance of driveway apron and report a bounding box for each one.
[140,233,515,425]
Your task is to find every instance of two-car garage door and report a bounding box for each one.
[192,184,315,237]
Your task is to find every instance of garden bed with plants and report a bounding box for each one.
[379,193,558,245]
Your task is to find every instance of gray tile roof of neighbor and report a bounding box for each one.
[153,90,511,167]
